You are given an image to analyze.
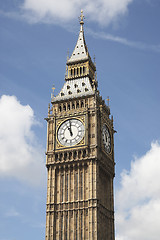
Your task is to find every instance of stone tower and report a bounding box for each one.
[45,11,115,240]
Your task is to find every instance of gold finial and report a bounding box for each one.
[51,84,55,98]
[52,85,55,94]
[80,9,84,24]
[106,96,110,107]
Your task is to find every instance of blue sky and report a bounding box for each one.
[0,0,160,239]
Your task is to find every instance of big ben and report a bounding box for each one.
[45,10,115,240]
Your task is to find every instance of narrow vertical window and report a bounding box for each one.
[81,212,83,240]
[63,104,66,111]
[80,67,82,75]
[81,101,84,108]
[61,175,64,202]
[75,213,78,240]
[66,214,68,240]
[75,172,78,200]
[93,215,94,240]
[66,173,69,201]
[77,68,79,76]
[61,214,63,240]
[80,172,83,200]
[76,101,79,108]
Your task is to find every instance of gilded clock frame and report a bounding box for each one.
[101,122,113,155]
[56,115,86,150]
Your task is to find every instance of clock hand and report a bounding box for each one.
[68,121,73,136]
[67,126,72,135]
[69,120,73,136]
[69,128,73,136]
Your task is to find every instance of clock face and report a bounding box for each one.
[57,119,85,147]
[102,124,111,153]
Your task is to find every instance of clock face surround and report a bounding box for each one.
[57,118,85,147]
[102,124,111,153]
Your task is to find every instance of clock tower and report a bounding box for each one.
[45,11,115,240]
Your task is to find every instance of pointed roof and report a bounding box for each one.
[67,10,89,64]
[51,11,98,103]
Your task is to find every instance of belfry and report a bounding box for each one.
[45,10,115,240]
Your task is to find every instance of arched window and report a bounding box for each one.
[74,151,77,159]
[76,102,79,108]
[55,154,58,161]
[63,104,66,111]
[77,68,79,76]
[69,152,72,160]
[83,150,86,158]
[81,101,84,108]
[80,67,82,75]
[60,153,63,161]
[64,153,67,160]
[78,150,81,158]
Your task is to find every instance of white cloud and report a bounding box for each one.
[87,28,160,53]
[0,95,45,186]
[21,0,134,25]
[116,141,160,240]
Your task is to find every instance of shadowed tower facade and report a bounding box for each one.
[45,11,115,240]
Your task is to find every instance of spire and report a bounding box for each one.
[65,10,96,82]
[52,11,97,102]
[67,10,89,64]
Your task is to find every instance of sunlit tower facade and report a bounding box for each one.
[45,11,115,240]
